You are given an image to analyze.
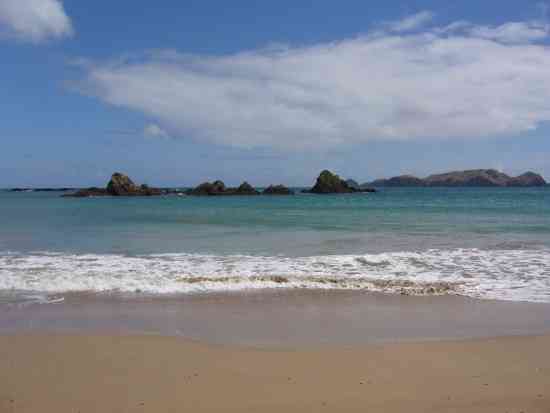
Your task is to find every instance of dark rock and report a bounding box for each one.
[212,180,226,192]
[139,184,162,196]
[262,185,294,195]
[187,180,260,196]
[309,170,354,194]
[106,172,138,195]
[187,180,227,196]
[235,181,260,195]
[9,188,32,192]
[308,170,376,194]
[64,173,164,197]
[508,172,547,187]
[10,188,74,192]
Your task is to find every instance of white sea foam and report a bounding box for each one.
[0,249,549,302]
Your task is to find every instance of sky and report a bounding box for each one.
[1,0,550,187]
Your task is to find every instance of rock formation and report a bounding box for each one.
[10,188,74,192]
[64,173,163,197]
[262,185,294,195]
[187,180,227,196]
[508,172,547,187]
[106,173,135,195]
[307,170,376,194]
[187,181,260,196]
[235,182,260,195]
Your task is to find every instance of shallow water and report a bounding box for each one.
[0,187,549,303]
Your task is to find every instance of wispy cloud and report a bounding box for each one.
[467,21,549,44]
[0,0,73,43]
[80,13,550,150]
[385,11,435,32]
[143,123,170,139]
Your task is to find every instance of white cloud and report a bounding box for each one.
[144,123,170,139]
[81,14,550,150]
[0,0,73,43]
[385,11,435,32]
[468,22,549,44]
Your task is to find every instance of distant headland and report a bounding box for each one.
[365,169,547,188]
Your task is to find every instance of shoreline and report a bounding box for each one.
[3,290,550,347]
[1,333,549,412]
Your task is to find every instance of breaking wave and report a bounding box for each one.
[1,248,549,302]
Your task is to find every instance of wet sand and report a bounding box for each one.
[2,290,550,346]
[1,334,549,412]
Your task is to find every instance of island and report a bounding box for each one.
[63,173,168,197]
[63,173,295,197]
[365,169,547,188]
[304,170,376,194]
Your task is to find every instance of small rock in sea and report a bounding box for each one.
[187,180,261,196]
[235,181,260,195]
[262,184,294,195]
[307,170,376,194]
[64,172,163,197]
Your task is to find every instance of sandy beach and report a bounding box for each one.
[1,333,549,413]
[2,291,550,412]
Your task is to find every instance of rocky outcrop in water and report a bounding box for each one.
[306,170,376,194]
[106,173,135,195]
[187,180,260,196]
[235,182,260,195]
[262,185,294,195]
[64,173,163,197]
[10,188,74,192]
[508,172,547,187]
[366,169,547,187]
[187,180,227,196]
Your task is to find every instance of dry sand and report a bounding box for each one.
[1,334,549,412]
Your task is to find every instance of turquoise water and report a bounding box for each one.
[0,188,549,302]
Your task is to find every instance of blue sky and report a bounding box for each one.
[1,0,549,187]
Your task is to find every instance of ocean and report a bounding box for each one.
[1,187,549,305]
